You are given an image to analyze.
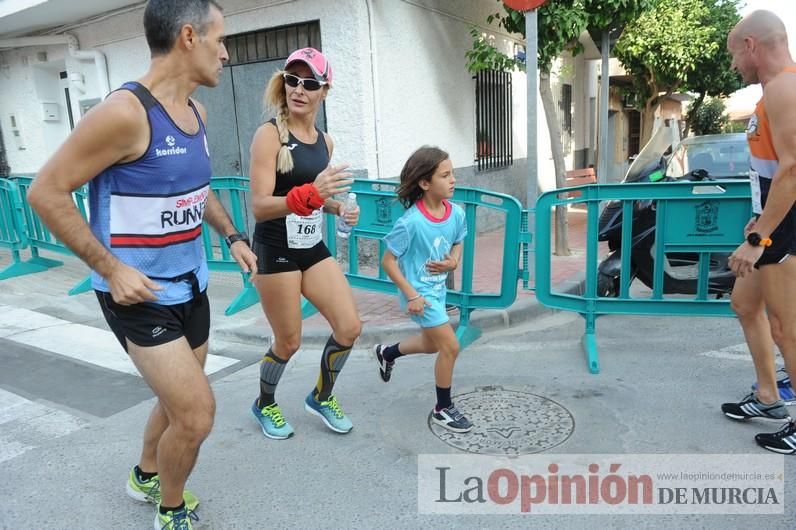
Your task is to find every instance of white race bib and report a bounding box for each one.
[749,169,763,214]
[285,209,323,249]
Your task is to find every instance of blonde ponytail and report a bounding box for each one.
[263,70,295,174]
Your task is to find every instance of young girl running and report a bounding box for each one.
[374,146,473,433]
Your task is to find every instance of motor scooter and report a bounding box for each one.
[595,126,747,298]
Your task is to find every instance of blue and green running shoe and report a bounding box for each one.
[251,399,294,439]
[304,392,353,433]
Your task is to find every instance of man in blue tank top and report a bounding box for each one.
[28,1,256,528]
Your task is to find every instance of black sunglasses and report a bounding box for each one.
[283,73,327,91]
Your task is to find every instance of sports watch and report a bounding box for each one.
[746,232,773,247]
[225,232,250,248]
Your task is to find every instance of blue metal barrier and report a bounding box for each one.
[11,176,92,294]
[0,178,39,280]
[519,208,532,290]
[202,176,259,316]
[1,175,524,337]
[204,176,320,317]
[534,180,751,373]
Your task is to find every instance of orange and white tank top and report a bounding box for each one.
[747,66,796,213]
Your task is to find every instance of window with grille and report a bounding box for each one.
[559,83,572,155]
[474,70,513,171]
[225,21,321,66]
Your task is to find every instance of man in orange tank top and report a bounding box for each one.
[722,10,796,454]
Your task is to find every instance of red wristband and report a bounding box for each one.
[285,187,312,215]
[305,183,325,210]
[285,184,324,216]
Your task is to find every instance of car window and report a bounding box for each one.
[665,138,750,179]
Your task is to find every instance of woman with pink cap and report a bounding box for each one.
[247,47,361,439]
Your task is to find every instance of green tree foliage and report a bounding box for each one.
[465,0,655,74]
[724,120,747,133]
[614,0,742,141]
[465,0,588,75]
[687,97,729,135]
[464,27,525,73]
[584,0,657,46]
[684,0,743,133]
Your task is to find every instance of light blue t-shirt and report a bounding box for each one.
[383,200,467,303]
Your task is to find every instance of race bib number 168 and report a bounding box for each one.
[286,209,323,249]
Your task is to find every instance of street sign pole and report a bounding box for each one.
[504,0,546,283]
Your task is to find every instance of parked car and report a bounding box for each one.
[661,133,749,181]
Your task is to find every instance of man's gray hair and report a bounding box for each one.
[143,0,223,56]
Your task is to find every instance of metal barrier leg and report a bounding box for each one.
[580,312,600,374]
[26,248,63,269]
[220,280,316,318]
[68,275,92,295]
[455,306,482,351]
[0,250,50,280]
[301,297,318,319]
[224,283,260,316]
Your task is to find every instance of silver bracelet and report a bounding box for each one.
[407,294,422,302]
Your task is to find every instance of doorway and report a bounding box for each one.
[194,21,325,178]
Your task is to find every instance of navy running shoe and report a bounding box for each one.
[751,368,796,405]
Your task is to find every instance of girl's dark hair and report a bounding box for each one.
[396,146,449,208]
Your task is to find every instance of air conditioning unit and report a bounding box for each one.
[30,51,48,64]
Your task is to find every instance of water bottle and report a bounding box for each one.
[336,192,357,239]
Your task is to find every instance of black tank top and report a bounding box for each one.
[253,118,330,247]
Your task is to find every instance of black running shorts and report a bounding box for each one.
[253,240,331,274]
[96,290,210,351]
[756,209,796,268]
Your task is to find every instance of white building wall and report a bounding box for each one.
[0,0,566,192]
[31,61,73,158]
[0,44,81,174]
[0,0,376,176]
[370,0,555,182]
[1,50,44,172]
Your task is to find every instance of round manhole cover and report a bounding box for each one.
[429,386,575,454]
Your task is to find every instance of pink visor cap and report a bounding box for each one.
[285,47,333,86]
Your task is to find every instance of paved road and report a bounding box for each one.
[1,304,795,528]
[0,303,263,465]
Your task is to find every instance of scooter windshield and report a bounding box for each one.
[624,120,681,182]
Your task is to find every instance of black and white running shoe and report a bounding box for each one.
[721,393,791,422]
[431,404,473,433]
[756,422,796,455]
[373,344,394,383]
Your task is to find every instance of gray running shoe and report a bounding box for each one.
[722,393,791,422]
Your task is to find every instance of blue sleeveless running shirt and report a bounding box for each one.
[88,82,210,305]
